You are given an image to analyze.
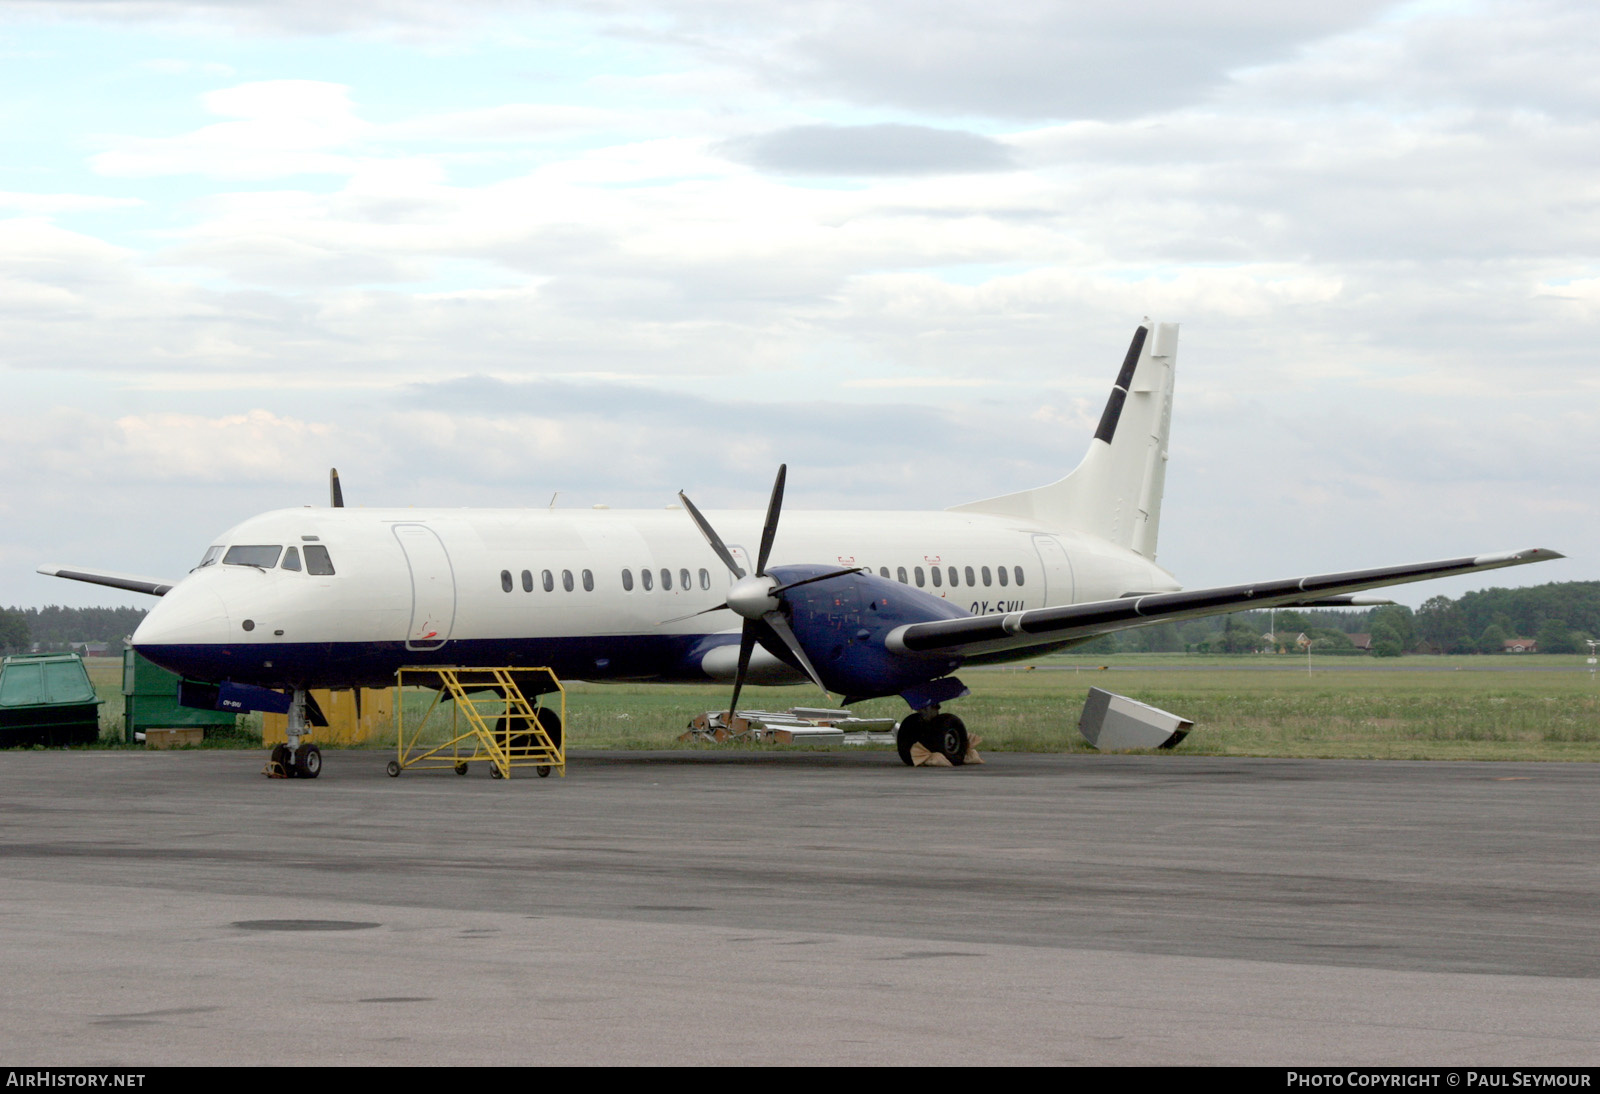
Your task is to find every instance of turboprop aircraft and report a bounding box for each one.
[40,321,1561,776]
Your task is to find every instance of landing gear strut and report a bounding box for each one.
[895,705,968,766]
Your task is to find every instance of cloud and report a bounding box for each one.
[719,124,1016,176]
[91,80,368,179]
[0,193,144,213]
[637,0,1399,121]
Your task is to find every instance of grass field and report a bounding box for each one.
[75,653,1600,762]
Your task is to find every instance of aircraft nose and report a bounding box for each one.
[132,580,232,677]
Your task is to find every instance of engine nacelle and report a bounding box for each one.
[765,564,969,700]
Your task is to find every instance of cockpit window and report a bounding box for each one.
[281,546,302,572]
[304,545,336,576]
[224,545,282,568]
[197,545,223,569]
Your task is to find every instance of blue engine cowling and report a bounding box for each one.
[763,564,970,700]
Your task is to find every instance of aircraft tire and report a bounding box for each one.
[297,744,322,779]
[923,713,968,767]
[269,744,290,777]
[534,706,563,751]
[895,713,926,766]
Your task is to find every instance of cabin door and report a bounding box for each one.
[393,523,456,651]
[1031,535,1076,606]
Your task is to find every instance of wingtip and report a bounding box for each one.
[1473,547,1565,565]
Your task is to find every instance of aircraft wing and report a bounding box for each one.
[37,565,177,597]
[886,547,1563,658]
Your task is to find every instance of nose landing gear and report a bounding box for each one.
[265,690,323,779]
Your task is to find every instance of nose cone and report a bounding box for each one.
[132,579,232,679]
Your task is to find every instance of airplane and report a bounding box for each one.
[39,320,1561,777]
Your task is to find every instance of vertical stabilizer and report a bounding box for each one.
[948,320,1177,561]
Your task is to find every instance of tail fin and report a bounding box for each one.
[948,320,1178,561]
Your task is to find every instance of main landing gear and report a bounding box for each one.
[267,689,322,779]
[895,706,969,767]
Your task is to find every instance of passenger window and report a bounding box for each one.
[642,569,653,591]
[304,545,335,576]
[521,570,533,592]
[281,547,302,572]
[965,566,975,586]
[679,568,691,591]
[622,569,634,591]
[897,566,907,584]
[542,569,554,593]
[583,569,594,592]
[224,545,282,568]
[660,568,672,591]
[982,566,992,586]
[948,566,958,587]
[1014,566,1025,586]
[930,566,942,588]
[879,567,889,579]
[997,565,1008,587]
[562,569,574,592]
[914,567,925,588]
[699,568,710,591]
[500,570,513,593]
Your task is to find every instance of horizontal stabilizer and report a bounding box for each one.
[887,547,1563,657]
[37,565,176,597]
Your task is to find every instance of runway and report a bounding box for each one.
[2,749,1597,1065]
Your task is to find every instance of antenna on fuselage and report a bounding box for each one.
[330,468,344,508]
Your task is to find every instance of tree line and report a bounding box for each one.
[1080,580,1599,657]
[0,606,150,656]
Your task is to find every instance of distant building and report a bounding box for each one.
[1504,638,1537,653]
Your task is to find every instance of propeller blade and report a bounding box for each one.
[726,624,758,726]
[762,610,828,696]
[657,602,732,626]
[330,468,344,508]
[772,566,865,596]
[755,464,786,576]
[678,490,745,578]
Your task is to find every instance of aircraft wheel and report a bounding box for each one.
[923,713,968,767]
[535,707,563,751]
[895,713,926,767]
[297,744,323,779]
[270,744,290,776]
[386,760,401,778]
[454,761,469,775]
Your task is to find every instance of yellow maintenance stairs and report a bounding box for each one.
[387,666,565,781]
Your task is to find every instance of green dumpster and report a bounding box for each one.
[0,653,104,747]
[123,649,237,745]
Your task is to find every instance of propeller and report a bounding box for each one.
[330,468,344,508]
[677,464,861,725]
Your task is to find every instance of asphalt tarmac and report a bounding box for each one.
[2,748,1597,1065]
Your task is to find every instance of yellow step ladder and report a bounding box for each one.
[388,667,565,781]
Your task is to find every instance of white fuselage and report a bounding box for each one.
[131,505,1179,691]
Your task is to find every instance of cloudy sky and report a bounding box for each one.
[2,0,1594,609]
